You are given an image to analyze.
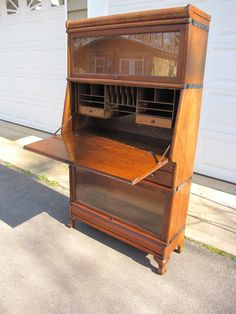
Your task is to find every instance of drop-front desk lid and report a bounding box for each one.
[24,133,168,185]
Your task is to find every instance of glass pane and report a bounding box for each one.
[72,32,180,78]
[51,0,64,7]
[75,168,166,235]
[6,0,19,14]
[27,0,42,11]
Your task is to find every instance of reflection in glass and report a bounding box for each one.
[72,32,180,78]
[75,168,164,235]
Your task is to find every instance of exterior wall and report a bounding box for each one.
[67,0,87,20]
[87,0,108,18]
[0,0,66,133]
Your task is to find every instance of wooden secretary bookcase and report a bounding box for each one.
[25,5,211,274]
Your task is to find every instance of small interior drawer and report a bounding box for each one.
[136,115,172,128]
[78,105,106,118]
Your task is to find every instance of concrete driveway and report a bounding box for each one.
[0,164,235,314]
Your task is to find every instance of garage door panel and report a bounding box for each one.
[0,73,9,91]
[8,51,26,72]
[47,17,66,34]
[0,97,11,116]
[30,108,62,132]
[217,0,236,34]
[0,0,66,132]
[27,21,48,41]
[0,53,8,72]
[7,25,24,45]
[27,51,46,73]
[44,80,65,101]
[43,50,66,74]
[9,77,27,96]
[29,77,64,99]
[195,130,236,183]
[207,47,236,82]
[201,90,236,135]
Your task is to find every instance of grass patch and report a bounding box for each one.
[37,175,59,187]
[22,169,33,176]
[1,160,61,189]
[3,161,13,168]
[185,236,236,262]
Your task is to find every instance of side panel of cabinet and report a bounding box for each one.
[163,180,191,243]
[183,24,209,85]
[61,83,73,134]
[170,89,203,187]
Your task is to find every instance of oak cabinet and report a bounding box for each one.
[25,5,210,274]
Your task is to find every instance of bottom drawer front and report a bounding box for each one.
[71,202,164,254]
[136,115,172,128]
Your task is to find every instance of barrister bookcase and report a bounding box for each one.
[25,5,211,274]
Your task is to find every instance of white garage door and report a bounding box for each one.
[107,0,236,184]
[0,0,66,133]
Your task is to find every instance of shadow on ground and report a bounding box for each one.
[0,164,156,272]
[0,164,236,314]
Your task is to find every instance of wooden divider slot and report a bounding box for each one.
[136,88,178,128]
[77,83,179,128]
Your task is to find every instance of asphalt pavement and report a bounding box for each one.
[0,163,235,314]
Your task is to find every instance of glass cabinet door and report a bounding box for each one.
[70,31,181,80]
[75,167,170,236]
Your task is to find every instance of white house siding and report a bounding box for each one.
[107,0,236,184]
[0,0,66,133]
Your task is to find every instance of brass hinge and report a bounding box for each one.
[188,18,209,32]
[176,178,192,192]
[184,83,203,89]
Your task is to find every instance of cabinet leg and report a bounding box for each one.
[175,239,184,254]
[154,255,170,275]
[68,217,76,228]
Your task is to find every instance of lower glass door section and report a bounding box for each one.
[75,167,170,236]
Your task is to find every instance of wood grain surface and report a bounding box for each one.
[25,132,168,185]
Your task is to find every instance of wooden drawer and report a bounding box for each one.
[78,105,104,117]
[78,105,112,118]
[145,170,173,187]
[136,115,172,128]
[70,201,166,254]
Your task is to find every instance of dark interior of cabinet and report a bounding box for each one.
[79,84,105,108]
[137,88,176,118]
[71,82,180,157]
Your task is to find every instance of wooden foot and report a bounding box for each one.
[175,239,184,254]
[68,217,76,228]
[154,255,170,275]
